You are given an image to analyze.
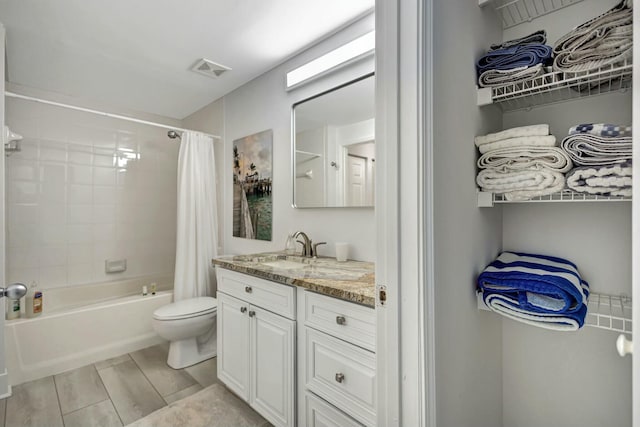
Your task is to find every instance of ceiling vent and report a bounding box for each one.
[191,59,231,79]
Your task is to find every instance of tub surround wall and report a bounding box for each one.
[5,94,180,289]
[184,14,376,262]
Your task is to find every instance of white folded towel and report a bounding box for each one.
[478,135,557,154]
[477,146,573,173]
[475,124,549,146]
[477,169,565,201]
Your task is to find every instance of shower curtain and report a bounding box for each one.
[173,131,219,301]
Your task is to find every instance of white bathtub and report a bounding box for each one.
[5,276,174,386]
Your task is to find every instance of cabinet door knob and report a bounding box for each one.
[335,372,345,383]
[617,334,633,357]
[245,286,253,293]
[240,307,247,313]
[336,315,346,325]
[249,310,256,317]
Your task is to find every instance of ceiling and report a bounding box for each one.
[0,0,373,119]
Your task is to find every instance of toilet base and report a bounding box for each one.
[167,337,217,369]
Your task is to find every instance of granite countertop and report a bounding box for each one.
[212,252,375,307]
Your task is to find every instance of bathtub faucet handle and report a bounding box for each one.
[2,283,27,300]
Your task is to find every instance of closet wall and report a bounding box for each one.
[498,1,632,425]
[434,1,633,426]
[433,2,504,427]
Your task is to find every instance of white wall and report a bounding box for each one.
[186,13,376,261]
[432,2,504,426]
[5,96,180,290]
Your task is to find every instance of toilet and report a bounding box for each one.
[152,296,218,369]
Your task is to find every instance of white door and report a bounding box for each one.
[217,292,251,400]
[347,155,366,206]
[250,305,295,427]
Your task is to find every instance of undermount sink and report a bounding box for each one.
[260,259,310,270]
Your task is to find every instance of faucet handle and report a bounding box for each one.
[312,242,327,258]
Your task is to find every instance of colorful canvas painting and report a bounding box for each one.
[232,129,273,241]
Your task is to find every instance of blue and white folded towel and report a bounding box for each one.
[566,162,632,197]
[477,44,553,76]
[489,30,547,51]
[569,123,632,138]
[478,252,589,331]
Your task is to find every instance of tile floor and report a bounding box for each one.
[0,343,263,427]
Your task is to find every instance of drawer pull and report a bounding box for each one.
[336,315,346,325]
[245,286,253,293]
[240,307,247,313]
[249,310,256,317]
[335,372,345,383]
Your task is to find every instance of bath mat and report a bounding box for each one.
[126,383,271,427]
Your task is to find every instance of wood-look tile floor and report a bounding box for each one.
[1,343,259,427]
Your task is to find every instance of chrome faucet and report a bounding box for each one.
[292,231,326,258]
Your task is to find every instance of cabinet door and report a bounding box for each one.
[217,292,251,400]
[250,305,295,427]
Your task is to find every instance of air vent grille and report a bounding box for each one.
[191,59,231,79]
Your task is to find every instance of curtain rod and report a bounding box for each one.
[4,91,221,141]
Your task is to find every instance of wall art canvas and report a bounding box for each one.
[232,129,273,241]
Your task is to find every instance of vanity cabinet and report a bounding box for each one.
[297,289,376,427]
[217,269,296,427]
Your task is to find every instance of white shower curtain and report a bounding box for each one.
[173,132,219,301]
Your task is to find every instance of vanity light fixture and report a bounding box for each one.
[286,30,375,90]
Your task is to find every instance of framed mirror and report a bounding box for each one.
[292,73,375,208]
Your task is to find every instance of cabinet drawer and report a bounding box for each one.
[304,291,375,351]
[305,392,364,427]
[216,268,296,320]
[305,328,376,426]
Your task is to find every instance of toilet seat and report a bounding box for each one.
[153,297,217,321]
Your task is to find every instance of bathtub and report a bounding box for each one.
[5,275,174,386]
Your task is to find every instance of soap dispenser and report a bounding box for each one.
[25,281,43,318]
[285,233,296,255]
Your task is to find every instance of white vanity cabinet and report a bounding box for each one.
[216,269,296,427]
[297,289,376,427]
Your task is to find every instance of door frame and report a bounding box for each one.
[375,0,435,425]
[632,3,639,426]
[0,22,9,398]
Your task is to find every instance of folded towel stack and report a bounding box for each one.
[553,0,633,73]
[475,124,573,201]
[478,252,589,331]
[561,123,633,196]
[477,30,553,88]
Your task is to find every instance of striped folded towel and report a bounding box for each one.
[478,252,589,331]
[553,0,632,73]
[561,133,632,166]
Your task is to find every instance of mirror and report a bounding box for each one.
[292,73,375,208]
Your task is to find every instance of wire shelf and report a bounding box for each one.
[478,291,632,334]
[477,190,631,207]
[477,61,633,112]
[479,0,585,29]
[585,294,632,334]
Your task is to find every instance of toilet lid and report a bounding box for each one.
[153,297,217,320]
